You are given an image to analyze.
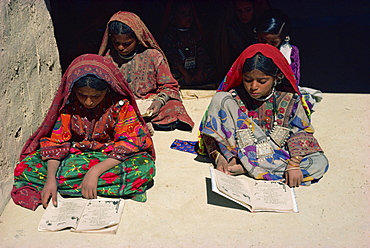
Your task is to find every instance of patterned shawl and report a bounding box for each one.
[218,43,299,94]
[98,11,167,63]
[20,54,154,160]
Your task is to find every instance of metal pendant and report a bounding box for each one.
[256,139,274,159]
[236,128,256,149]
[269,124,290,147]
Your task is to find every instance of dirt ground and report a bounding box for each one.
[0,92,369,248]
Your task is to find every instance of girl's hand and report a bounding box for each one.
[215,154,229,174]
[225,157,246,176]
[216,156,246,176]
[78,158,121,199]
[42,178,58,208]
[147,100,162,117]
[284,165,303,187]
[78,169,99,199]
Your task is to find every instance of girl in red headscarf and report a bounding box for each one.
[199,44,328,187]
[12,54,155,210]
[99,11,194,133]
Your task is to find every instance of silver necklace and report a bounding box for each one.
[118,47,138,60]
[254,87,275,102]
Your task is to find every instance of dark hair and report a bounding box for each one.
[242,53,280,76]
[73,74,109,91]
[255,9,291,39]
[108,21,136,38]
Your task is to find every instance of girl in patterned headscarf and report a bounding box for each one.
[99,11,194,133]
[12,54,155,210]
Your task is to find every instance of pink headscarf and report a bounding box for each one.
[98,11,167,62]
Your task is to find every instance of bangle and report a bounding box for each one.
[155,92,169,106]
[209,150,220,160]
[288,160,300,167]
[209,150,223,165]
[154,97,166,106]
[285,167,301,171]
[290,158,300,164]
[291,156,303,163]
[215,153,221,165]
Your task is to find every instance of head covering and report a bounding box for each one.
[98,11,167,62]
[218,43,299,94]
[20,54,153,160]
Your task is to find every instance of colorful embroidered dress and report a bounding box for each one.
[199,44,328,185]
[99,11,194,130]
[12,54,156,210]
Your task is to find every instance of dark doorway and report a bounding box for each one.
[48,0,370,93]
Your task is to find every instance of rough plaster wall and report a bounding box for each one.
[0,0,61,214]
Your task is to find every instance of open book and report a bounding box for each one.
[38,193,125,233]
[210,167,298,213]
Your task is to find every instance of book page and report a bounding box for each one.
[211,167,253,208]
[38,193,87,231]
[251,180,296,212]
[73,198,124,232]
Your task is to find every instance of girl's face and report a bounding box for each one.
[174,3,193,28]
[258,33,282,47]
[235,0,254,24]
[111,34,138,56]
[75,86,107,109]
[242,69,275,100]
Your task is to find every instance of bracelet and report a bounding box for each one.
[291,156,303,163]
[155,92,169,106]
[154,97,166,106]
[287,160,300,167]
[285,167,301,171]
[209,150,222,164]
[158,92,170,101]
[209,150,220,160]
[215,153,221,165]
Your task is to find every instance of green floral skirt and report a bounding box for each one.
[14,151,155,202]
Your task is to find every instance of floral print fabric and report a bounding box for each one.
[200,90,328,185]
[14,151,155,205]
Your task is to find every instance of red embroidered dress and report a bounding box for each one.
[40,96,152,161]
[12,54,156,210]
[99,11,194,130]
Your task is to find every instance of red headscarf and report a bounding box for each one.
[98,11,167,63]
[20,54,154,160]
[218,43,299,94]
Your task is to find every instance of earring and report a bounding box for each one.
[285,36,290,42]
[253,27,258,40]
[276,74,284,85]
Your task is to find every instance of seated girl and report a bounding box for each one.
[253,8,323,109]
[254,8,300,85]
[199,44,328,187]
[98,11,194,132]
[161,0,216,89]
[12,54,155,210]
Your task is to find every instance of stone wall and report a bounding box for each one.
[0,0,61,214]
